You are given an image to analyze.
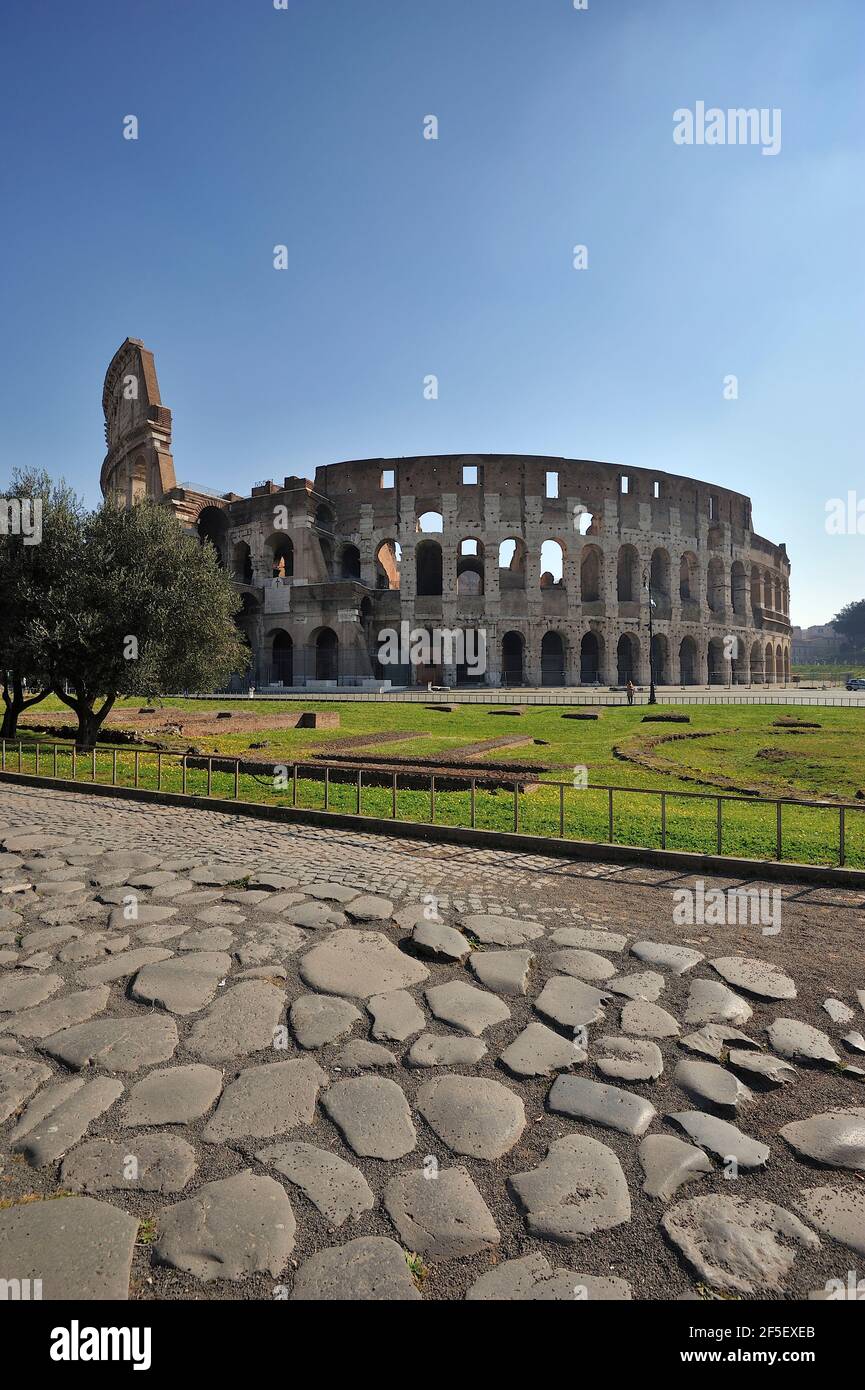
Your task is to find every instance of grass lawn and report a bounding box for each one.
[7,694,865,868]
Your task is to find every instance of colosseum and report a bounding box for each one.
[101,338,793,690]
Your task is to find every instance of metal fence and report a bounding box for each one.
[2,738,862,871]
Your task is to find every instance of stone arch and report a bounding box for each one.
[580,631,605,683]
[196,506,228,567]
[679,636,698,685]
[375,539,401,590]
[501,631,525,686]
[650,632,671,685]
[580,544,603,603]
[416,539,443,596]
[650,547,671,603]
[617,545,640,603]
[417,510,443,534]
[541,630,566,685]
[540,539,565,589]
[265,533,294,579]
[312,627,339,681]
[707,557,725,613]
[457,538,484,595]
[707,637,726,685]
[750,640,763,683]
[318,535,334,579]
[763,572,773,610]
[340,544,361,580]
[315,503,335,531]
[616,632,640,684]
[765,641,775,683]
[751,566,763,613]
[679,551,699,602]
[731,560,747,617]
[775,641,784,683]
[270,629,293,686]
[784,647,791,679]
[774,577,782,613]
[498,538,527,591]
[233,541,253,585]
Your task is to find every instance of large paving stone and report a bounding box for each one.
[607,971,665,1003]
[290,1236,421,1300]
[728,1050,797,1086]
[334,1039,397,1070]
[108,904,177,930]
[425,980,510,1035]
[662,1195,819,1295]
[679,1024,759,1059]
[345,894,394,922]
[668,1111,770,1169]
[415,1075,525,1159]
[0,1055,52,1123]
[780,1109,865,1171]
[793,1186,865,1257]
[368,990,425,1042]
[0,985,110,1040]
[10,1076,124,1165]
[469,947,534,996]
[549,927,626,952]
[130,952,232,1015]
[685,978,753,1027]
[290,993,361,1048]
[300,930,429,999]
[204,1058,327,1142]
[187,863,250,886]
[638,1134,714,1200]
[674,1059,752,1110]
[509,1133,631,1241]
[547,948,617,982]
[824,998,855,1025]
[321,1075,417,1159]
[459,913,544,946]
[121,1064,224,1126]
[384,1166,500,1257]
[630,941,704,974]
[467,1253,632,1301]
[58,933,131,964]
[283,902,347,931]
[547,1075,656,1137]
[0,1194,139,1300]
[767,1019,839,1066]
[621,999,680,1038]
[411,920,471,963]
[256,1142,374,1225]
[302,881,360,903]
[154,1171,295,1281]
[534,977,609,1030]
[407,1033,487,1067]
[39,1016,179,1073]
[711,956,796,1001]
[77,947,174,986]
[61,1134,196,1193]
[186,980,287,1061]
[499,1021,583,1077]
[0,972,62,1013]
[595,1035,663,1083]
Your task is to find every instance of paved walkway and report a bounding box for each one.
[0,783,863,1301]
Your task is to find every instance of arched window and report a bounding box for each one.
[417,511,443,534]
[416,539,443,596]
[580,545,603,603]
[498,537,526,591]
[375,540,401,590]
[341,544,361,579]
[616,545,639,602]
[540,540,565,589]
[457,538,484,595]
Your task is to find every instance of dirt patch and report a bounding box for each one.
[756,746,793,763]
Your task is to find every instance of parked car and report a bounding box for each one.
[846,677,865,690]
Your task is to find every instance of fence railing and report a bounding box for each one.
[2,738,863,871]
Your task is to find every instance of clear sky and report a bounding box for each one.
[1,0,862,626]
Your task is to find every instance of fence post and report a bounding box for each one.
[559,782,565,839]
[470,778,476,829]
[608,787,614,842]
[514,780,519,832]
[324,766,330,811]
[92,747,97,782]
[157,752,161,791]
[53,744,57,777]
[292,765,298,807]
[71,744,75,779]
[839,806,845,867]
[182,754,187,795]
[716,798,722,854]
[392,771,397,820]
[112,748,117,785]
[206,757,212,797]
[356,768,361,815]
[430,775,436,824]
[35,743,39,776]
[776,801,782,860]
[234,759,239,800]
[661,792,666,849]
[18,740,22,772]
[1,739,5,770]
[134,750,139,788]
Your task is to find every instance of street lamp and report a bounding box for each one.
[643,568,657,705]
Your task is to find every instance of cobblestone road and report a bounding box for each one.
[1,783,864,1302]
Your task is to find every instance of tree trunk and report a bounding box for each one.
[52,687,116,753]
[1,672,50,740]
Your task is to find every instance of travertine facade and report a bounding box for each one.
[101,339,792,688]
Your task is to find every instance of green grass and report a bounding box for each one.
[6,694,865,868]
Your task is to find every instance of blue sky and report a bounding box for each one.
[1,0,862,626]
